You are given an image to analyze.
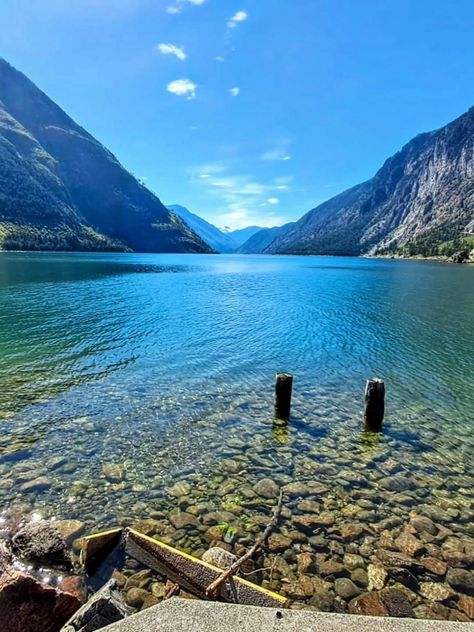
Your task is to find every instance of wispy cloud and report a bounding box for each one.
[167,78,197,99]
[261,148,291,161]
[189,162,290,229]
[167,0,206,14]
[216,56,225,62]
[228,87,240,97]
[227,10,248,29]
[157,43,187,61]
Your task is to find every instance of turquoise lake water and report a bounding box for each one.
[0,252,473,609]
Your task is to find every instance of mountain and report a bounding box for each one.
[266,107,474,257]
[237,223,295,254]
[0,58,212,253]
[222,226,263,248]
[168,204,236,253]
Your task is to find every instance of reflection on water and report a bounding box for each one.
[0,252,473,617]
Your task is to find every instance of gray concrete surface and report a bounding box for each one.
[101,597,474,631]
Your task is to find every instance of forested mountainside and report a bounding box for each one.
[0,59,212,253]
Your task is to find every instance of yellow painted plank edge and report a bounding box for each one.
[127,528,288,605]
[82,527,123,541]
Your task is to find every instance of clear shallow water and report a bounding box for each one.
[0,252,473,614]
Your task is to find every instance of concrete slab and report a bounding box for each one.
[100,597,474,632]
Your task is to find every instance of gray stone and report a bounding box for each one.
[446,568,474,596]
[202,547,238,570]
[334,578,361,600]
[253,478,280,499]
[20,476,52,493]
[102,463,126,483]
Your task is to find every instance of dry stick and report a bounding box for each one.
[206,489,284,598]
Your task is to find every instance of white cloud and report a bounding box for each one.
[158,43,187,61]
[167,0,206,13]
[216,56,225,62]
[227,10,248,29]
[261,148,292,161]
[189,161,290,229]
[166,78,197,99]
[228,87,240,97]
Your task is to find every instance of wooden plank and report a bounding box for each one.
[126,529,289,609]
[80,527,123,574]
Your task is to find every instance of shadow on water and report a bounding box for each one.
[0,253,195,286]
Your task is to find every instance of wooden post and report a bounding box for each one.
[275,373,293,421]
[364,378,385,431]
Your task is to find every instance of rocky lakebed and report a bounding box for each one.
[0,405,473,630]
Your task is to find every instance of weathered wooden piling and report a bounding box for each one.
[364,378,385,431]
[275,373,293,421]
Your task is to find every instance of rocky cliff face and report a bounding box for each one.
[0,59,212,253]
[267,108,474,256]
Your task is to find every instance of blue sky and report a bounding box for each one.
[1,0,474,229]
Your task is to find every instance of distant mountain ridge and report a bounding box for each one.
[168,204,236,253]
[0,58,212,253]
[237,223,295,254]
[266,107,474,256]
[222,226,262,248]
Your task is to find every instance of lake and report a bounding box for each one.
[0,252,473,612]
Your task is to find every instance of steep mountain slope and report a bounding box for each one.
[267,107,474,256]
[169,204,236,253]
[223,226,262,248]
[0,59,212,253]
[237,223,295,254]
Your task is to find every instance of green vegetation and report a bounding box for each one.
[378,222,474,258]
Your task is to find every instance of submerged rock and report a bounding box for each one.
[168,512,200,530]
[253,478,280,499]
[446,568,474,596]
[202,546,237,569]
[419,582,456,602]
[11,520,71,569]
[334,578,361,600]
[102,463,126,483]
[267,533,292,553]
[367,564,388,591]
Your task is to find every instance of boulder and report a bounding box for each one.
[202,547,237,570]
[419,582,456,603]
[168,481,191,497]
[0,570,80,632]
[458,594,474,619]
[102,463,126,483]
[349,591,388,616]
[380,587,414,617]
[55,520,85,545]
[267,533,292,553]
[296,552,317,574]
[421,555,447,576]
[253,478,280,499]
[168,512,200,530]
[334,578,361,600]
[367,564,388,591]
[11,520,71,569]
[446,568,474,596]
